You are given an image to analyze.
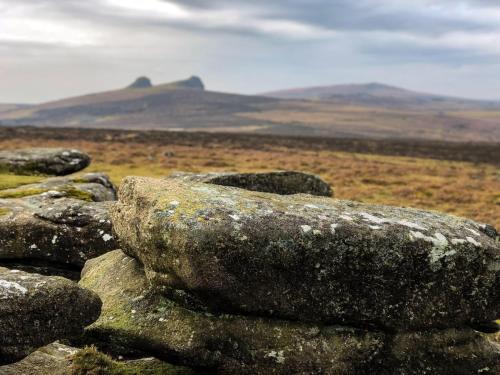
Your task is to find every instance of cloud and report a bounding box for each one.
[0,0,499,102]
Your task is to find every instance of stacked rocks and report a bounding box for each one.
[0,148,110,365]
[79,175,500,374]
[0,149,118,278]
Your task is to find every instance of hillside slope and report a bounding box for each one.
[1,77,499,142]
[262,83,500,111]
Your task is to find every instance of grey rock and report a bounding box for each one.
[0,196,117,270]
[80,250,386,375]
[80,250,500,375]
[170,170,332,196]
[0,148,90,176]
[112,177,499,330]
[0,268,101,364]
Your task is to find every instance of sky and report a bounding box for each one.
[1,0,500,103]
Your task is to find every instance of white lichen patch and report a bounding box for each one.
[229,214,241,221]
[360,212,427,231]
[339,214,353,222]
[466,228,481,237]
[301,225,312,233]
[330,223,339,234]
[102,234,113,242]
[51,235,58,244]
[265,350,285,364]
[0,279,28,299]
[466,236,482,247]
[451,238,467,245]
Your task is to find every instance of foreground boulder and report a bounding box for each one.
[0,268,101,364]
[0,343,197,375]
[0,196,117,278]
[0,148,90,176]
[112,177,499,331]
[170,170,332,196]
[80,250,500,375]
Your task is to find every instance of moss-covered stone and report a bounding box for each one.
[0,148,90,176]
[80,250,386,375]
[112,177,500,331]
[169,170,333,196]
[0,343,197,375]
[80,250,500,375]
[0,173,117,202]
[0,188,49,199]
[0,268,101,364]
[70,346,197,375]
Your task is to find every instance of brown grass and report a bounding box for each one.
[1,132,498,228]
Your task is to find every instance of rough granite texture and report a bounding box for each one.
[0,196,117,269]
[112,177,500,331]
[80,250,500,375]
[0,268,101,364]
[0,148,90,176]
[169,171,333,196]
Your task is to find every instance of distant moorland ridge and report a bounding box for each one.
[1,76,499,142]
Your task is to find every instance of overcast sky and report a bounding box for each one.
[1,0,500,103]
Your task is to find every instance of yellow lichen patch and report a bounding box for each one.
[0,173,45,190]
[0,207,11,216]
[60,186,94,202]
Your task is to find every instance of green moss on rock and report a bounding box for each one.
[0,188,48,199]
[70,346,196,375]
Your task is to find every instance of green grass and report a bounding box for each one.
[0,173,44,190]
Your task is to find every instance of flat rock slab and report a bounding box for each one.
[0,342,197,375]
[0,268,101,364]
[0,196,117,270]
[170,170,333,196]
[80,250,500,375]
[0,148,90,176]
[112,177,500,330]
[0,172,117,202]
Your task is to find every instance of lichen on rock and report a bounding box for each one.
[112,177,500,331]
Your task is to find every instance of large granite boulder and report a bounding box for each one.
[0,149,90,176]
[0,196,117,278]
[112,177,499,331]
[80,250,386,375]
[80,250,500,375]
[0,172,117,202]
[169,170,332,196]
[0,268,101,364]
[0,343,197,375]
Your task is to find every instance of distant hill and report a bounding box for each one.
[262,82,500,111]
[0,104,31,114]
[1,77,499,142]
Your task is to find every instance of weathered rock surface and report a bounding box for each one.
[112,177,500,330]
[0,195,117,272]
[0,342,197,375]
[80,250,386,375]
[170,170,332,196]
[0,268,101,364]
[0,172,117,202]
[80,250,500,375]
[0,148,90,176]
